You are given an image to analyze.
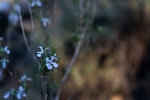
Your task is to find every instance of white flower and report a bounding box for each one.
[21,74,26,81]
[2,59,6,69]
[23,93,27,97]
[31,0,42,7]
[37,46,43,57]
[19,86,24,93]
[16,92,21,99]
[46,57,58,70]
[8,12,19,26]
[46,63,53,70]
[4,92,10,99]
[4,46,10,54]
[0,37,3,41]
[42,18,51,27]
[13,4,20,11]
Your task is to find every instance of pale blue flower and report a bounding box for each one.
[46,57,58,70]
[19,86,24,93]
[23,93,27,97]
[16,92,21,99]
[42,18,51,27]
[21,74,26,81]
[3,92,10,99]
[37,46,43,57]
[4,46,10,54]
[2,59,7,69]
[31,0,42,7]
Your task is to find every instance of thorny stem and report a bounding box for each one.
[54,0,96,100]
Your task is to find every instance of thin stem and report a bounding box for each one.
[17,1,39,64]
[43,75,47,100]
[54,0,96,100]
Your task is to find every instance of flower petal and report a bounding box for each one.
[36,0,42,7]
[31,1,36,7]
[51,62,58,68]
[46,63,53,70]
[37,53,42,57]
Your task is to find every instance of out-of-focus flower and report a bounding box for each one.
[19,86,24,93]
[23,93,27,97]
[8,12,19,26]
[37,46,43,57]
[20,74,32,83]
[42,18,51,27]
[16,92,21,99]
[2,59,7,69]
[31,0,42,7]
[0,37,3,41]
[4,46,10,54]
[3,92,10,99]
[0,2,10,13]
[13,4,20,11]
[21,74,26,81]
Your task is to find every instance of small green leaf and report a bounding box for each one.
[57,57,62,63]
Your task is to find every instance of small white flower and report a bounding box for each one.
[0,37,3,41]
[51,62,58,68]
[8,12,19,26]
[42,18,51,27]
[46,63,53,70]
[4,46,10,54]
[19,86,24,93]
[21,74,26,81]
[46,57,58,70]
[16,92,21,99]
[4,92,10,99]
[46,58,53,70]
[2,59,6,69]
[23,93,27,97]
[27,77,32,81]
[31,0,42,7]
[37,46,43,57]
[13,4,20,11]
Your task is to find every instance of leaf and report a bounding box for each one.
[57,57,62,63]
[51,44,57,55]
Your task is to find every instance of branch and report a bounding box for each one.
[54,0,96,100]
[17,1,39,64]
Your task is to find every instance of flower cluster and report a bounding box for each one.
[0,37,10,69]
[4,74,31,100]
[36,46,61,76]
[0,37,10,80]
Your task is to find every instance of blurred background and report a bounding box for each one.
[0,0,150,100]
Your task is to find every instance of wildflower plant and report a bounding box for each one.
[3,74,31,100]
[0,37,10,80]
[36,45,61,76]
